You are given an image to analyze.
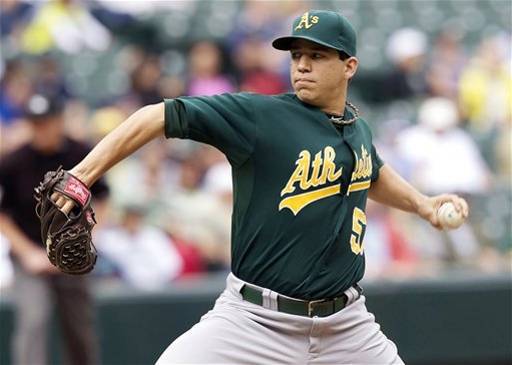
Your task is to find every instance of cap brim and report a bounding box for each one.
[25,110,61,121]
[272,35,350,55]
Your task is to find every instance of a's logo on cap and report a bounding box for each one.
[294,12,319,31]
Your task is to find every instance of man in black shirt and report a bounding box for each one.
[0,94,109,365]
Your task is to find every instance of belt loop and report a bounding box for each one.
[344,286,356,305]
[269,291,279,311]
[347,286,362,305]
[262,288,272,309]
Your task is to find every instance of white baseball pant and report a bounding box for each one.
[156,273,404,364]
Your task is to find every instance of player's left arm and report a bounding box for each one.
[368,164,469,229]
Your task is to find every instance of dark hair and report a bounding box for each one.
[338,51,350,61]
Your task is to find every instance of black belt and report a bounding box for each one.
[240,284,363,318]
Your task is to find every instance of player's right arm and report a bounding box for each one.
[55,93,256,212]
[54,102,164,212]
[71,102,164,185]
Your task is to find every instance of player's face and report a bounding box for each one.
[290,40,357,112]
[30,114,66,153]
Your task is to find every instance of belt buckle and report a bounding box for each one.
[307,298,328,317]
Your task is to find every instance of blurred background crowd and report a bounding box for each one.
[0,0,510,291]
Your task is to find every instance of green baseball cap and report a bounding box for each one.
[272,10,357,57]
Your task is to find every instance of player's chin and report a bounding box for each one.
[295,88,318,104]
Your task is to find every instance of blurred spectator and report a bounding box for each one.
[458,33,512,171]
[355,27,429,103]
[0,94,109,365]
[89,104,128,142]
[0,59,33,125]
[383,27,428,100]
[105,140,178,224]
[33,56,72,103]
[459,34,512,133]
[228,0,282,47]
[129,53,164,106]
[0,0,33,38]
[160,75,186,99]
[393,97,491,261]
[201,155,233,265]
[233,37,287,94]
[164,151,231,271]
[203,158,233,206]
[0,59,33,156]
[0,233,14,289]
[88,1,137,31]
[187,41,235,96]
[395,98,491,194]
[1,56,71,125]
[425,29,467,99]
[95,205,183,291]
[228,0,308,48]
[95,0,195,16]
[228,0,309,84]
[20,0,111,54]
[495,117,511,181]
[363,201,417,279]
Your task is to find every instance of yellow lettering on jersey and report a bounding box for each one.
[281,150,311,196]
[280,146,343,215]
[319,146,342,184]
[281,146,342,197]
[348,180,371,193]
[294,12,320,30]
[310,151,323,186]
[279,184,341,216]
[351,145,372,181]
[350,207,367,255]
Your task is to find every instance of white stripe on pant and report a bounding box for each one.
[156,273,404,364]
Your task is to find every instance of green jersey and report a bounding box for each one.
[164,92,383,300]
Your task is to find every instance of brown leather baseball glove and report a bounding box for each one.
[34,167,97,275]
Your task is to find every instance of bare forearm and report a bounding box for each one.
[368,164,427,214]
[369,164,469,229]
[70,102,165,186]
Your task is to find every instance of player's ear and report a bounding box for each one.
[344,57,358,80]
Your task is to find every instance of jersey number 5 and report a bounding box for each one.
[350,207,367,255]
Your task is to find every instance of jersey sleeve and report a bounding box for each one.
[371,144,384,181]
[164,93,258,167]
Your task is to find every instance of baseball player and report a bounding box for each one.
[49,10,468,364]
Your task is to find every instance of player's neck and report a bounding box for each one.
[320,94,347,117]
[31,134,65,154]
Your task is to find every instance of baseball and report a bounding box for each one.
[437,202,464,229]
